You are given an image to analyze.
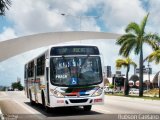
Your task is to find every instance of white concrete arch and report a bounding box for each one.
[0,31,121,62]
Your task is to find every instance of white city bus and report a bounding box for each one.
[24,45,104,112]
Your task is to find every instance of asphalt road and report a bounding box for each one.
[0,91,160,120]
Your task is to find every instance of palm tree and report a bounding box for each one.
[116,13,160,97]
[146,50,160,64]
[145,39,160,63]
[0,0,11,15]
[116,57,137,95]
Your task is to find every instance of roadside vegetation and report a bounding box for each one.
[116,57,136,96]
[116,13,160,97]
[144,88,159,97]
[11,81,23,91]
[106,89,160,100]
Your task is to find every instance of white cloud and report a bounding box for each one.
[6,0,102,35]
[102,0,146,33]
[6,0,67,35]
[0,27,17,41]
[146,0,160,33]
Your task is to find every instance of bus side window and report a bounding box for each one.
[28,60,34,78]
[24,64,27,79]
[37,55,45,76]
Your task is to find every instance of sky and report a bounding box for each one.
[0,0,160,86]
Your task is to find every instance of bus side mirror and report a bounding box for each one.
[46,58,49,67]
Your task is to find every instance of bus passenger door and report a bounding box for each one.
[25,67,29,98]
[46,58,50,106]
[34,65,37,102]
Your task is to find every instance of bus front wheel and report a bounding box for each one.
[41,92,51,113]
[83,105,92,111]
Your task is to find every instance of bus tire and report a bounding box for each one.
[29,90,35,105]
[41,91,45,107]
[83,105,92,111]
[41,91,51,113]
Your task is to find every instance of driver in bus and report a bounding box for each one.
[81,61,93,73]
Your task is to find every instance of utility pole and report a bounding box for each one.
[147,62,150,90]
[158,73,160,98]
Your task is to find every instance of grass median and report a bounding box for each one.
[105,90,160,101]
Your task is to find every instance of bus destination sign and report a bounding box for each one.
[50,46,99,56]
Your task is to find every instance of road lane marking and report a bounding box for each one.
[13,100,44,120]
[13,100,35,114]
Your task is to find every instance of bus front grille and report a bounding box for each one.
[69,99,88,103]
[65,94,89,97]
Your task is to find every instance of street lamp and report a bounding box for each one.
[61,13,99,31]
[143,59,151,92]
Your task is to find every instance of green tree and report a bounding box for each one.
[145,40,160,63]
[146,50,160,64]
[116,13,160,97]
[116,57,136,95]
[0,0,11,15]
[12,81,23,91]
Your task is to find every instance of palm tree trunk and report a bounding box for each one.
[139,47,144,97]
[124,65,130,96]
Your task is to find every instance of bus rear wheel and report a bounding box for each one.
[83,105,92,111]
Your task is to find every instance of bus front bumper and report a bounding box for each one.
[48,95,104,108]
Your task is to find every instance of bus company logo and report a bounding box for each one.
[76,93,80,97]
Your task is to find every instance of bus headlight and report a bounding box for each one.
[50,89,64,98]
[92,88,103,97]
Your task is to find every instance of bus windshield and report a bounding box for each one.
[50,56,102,86]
